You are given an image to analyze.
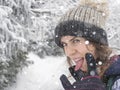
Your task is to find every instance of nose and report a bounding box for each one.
[64,45,77,57]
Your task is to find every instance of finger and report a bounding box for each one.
[85,53,98,76]
[60,74,72,89]
[69,66,85,81]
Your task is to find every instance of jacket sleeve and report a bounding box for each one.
[112,78,120,90]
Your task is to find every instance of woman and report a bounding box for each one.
[54,0,120,90]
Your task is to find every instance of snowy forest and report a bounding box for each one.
[0,0,120,90]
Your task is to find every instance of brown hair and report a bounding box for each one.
[92,42,112,78]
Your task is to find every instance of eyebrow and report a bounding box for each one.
[69,37,77,42]
[61,36,76,44]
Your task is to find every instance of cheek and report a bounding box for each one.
[77,44,89,54]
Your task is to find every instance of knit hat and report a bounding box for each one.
[55,0,109,47]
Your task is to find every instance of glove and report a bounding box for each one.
[60,53,106,90]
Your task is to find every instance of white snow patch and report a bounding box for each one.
[5,52,69,90]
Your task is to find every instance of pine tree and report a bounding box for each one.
[0,0,33,89]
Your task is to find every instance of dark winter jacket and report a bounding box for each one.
[103,55,120,90]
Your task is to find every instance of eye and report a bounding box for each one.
[72,39,80,44]
[61,43,67,47]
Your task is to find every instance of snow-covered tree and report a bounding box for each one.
[0,0,32,89]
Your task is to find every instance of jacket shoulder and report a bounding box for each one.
[105,56,120,76]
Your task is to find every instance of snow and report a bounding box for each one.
[1,0,120,90]
[5,52,69,90]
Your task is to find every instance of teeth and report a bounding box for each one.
[74,58,82,62]
[71,57,84,66]
[71,60,76,66]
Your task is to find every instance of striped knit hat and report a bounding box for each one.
[55,0,109,47]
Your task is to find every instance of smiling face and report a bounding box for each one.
[61,36,96,72]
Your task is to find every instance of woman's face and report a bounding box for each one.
[61,36,96,72]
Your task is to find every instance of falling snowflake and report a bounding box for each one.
[55,35,58,37]
[85,40,89,45]
[92,31,96,35]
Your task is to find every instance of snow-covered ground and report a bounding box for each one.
[5,52,70,90]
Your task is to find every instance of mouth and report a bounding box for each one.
[73,58,84,71]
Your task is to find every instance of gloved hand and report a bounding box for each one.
[60,53,106,90]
